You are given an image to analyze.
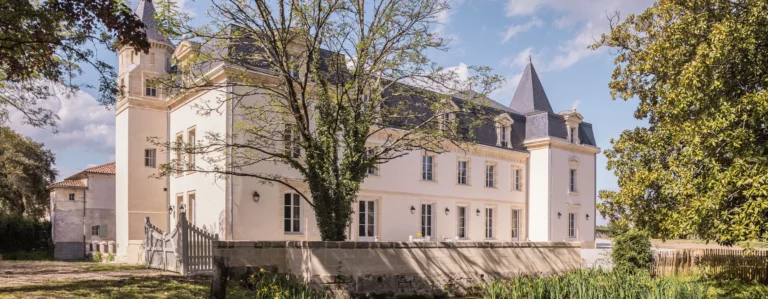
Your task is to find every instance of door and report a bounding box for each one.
[358,200,376,241]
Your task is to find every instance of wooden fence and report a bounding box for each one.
[145,211,217,275]
[652,248,768,282]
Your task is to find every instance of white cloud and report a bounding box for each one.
[571,99,581,110]
[8,89,116,155]
[500,17,543,43]
[501,47,536,68]
[504,0,655,70]
[489,72,523,106]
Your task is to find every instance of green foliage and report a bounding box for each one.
[0,127,57,218]
[226,269,327,299]
[593,0,768,245]
[0,0,149,128]
[0,212,52,255]
[92,252,103,263]
[474,269,709,299]
[106,253,115,262]
[613,229,653,273]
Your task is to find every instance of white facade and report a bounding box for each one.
[115,0,600,263]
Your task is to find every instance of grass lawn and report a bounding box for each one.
[0,275,209,299]
[695,277,768,298]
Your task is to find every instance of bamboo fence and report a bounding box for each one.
[652,248,768,282]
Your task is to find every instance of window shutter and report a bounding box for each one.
[99,225,107,237]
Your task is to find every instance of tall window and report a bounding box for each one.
[421,204,433,238]
[513,169,521,191]
[188,192,196,225]
[187,128,196,169]
[358,200,375,239]
[68,193,75,201]
[284,193,301,233]
[422,155,434,181]
[150,53,155,65]
[570,127,576,143]
[145,79,157,97]
[366,148,377,176]
[91,225,99,236]
[175,133,183,175]
[130,51,135,63]
[457,160,468,185]
[457,206,467,239]
[284,126,300,159]
[145,149,156,168]
[511,209,520,240]
[568,213,576,238]
[485,164,495,188]
[569,169,577,192]
[500,126,508,147]
[485,208,494,239]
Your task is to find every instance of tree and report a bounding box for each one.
[0,127,57,219]
[593,0,768,245]
[156,0,502,241]
[0,0,150,128]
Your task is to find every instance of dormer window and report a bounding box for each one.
[570,127,576,143]
[145,79,157,97]
[495,114,513,149]
[559,109,584,145]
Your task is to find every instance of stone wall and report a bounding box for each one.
[214,241,582,297]
[55,242,85,260]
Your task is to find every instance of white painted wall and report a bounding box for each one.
[527,148,550,241]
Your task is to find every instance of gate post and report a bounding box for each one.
[180,211,189,275]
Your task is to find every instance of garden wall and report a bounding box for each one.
[214,241,582,297]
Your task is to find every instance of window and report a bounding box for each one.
[130,51,135,64]
[358,200,376,240]
[569,169,577,192]
[187,128,196,169]
[188,192,196,225]
[485,208,494,239]
[145,149,156,168]
[457,206,467,239]
[145,79,157,97]
[175,133,183,175]
[176,194,183,221]
[513,169,521,191]
[422,155,434,181]
[485,164,496,188]
[68,193,75,201]
[568,213,576,238]
[421,204,434,238]
[500,126,508,147]
[570,127,576,143]
[150,53,155,65]
[284,193,301,233]
[91,225,107,237]
[457,160,468,185]
[91,226,99,236]
[511,209,520,240]
[366,148,377,176]
[284,125,300,159]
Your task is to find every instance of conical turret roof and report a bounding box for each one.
[134,0,172,44]
[508,62,553,114]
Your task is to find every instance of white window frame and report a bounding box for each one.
[175,133,183,176]
[187,191,196,225]
[150,53,155,65]
[366,148,377,176]
[145,79,157,97]
[568,212,576,238]
[457,160,468,185]
[513,168,521,191]
[284,125,301,159]
[68,193,75,201]
[145,149,156,168]
[570,127,576,143]
[485,207,495,239]
[284,193,302,234]
[511,209,520,241]
[358,200,376,241]
[569,169,577,192]
[457,205,467,239]
[422,155,434,181]
[421,204,434,238]
[485,164,496,188]
[500,126,508,148]
[187,127,196,170]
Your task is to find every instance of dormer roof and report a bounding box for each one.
[509,62,553,114]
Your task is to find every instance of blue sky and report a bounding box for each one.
[10,0,656,224]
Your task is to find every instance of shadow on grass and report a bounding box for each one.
[0,275,209,299]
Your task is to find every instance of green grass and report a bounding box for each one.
[82,263,146,272]
[225,270,328,299]
[0,275,208,299]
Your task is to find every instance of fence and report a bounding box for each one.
[144,211,217,275]
[652,248,768,282]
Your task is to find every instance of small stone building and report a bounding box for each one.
[48,162,116,260]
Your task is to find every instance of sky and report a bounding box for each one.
[8,0,656,224]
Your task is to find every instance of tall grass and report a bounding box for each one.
[227,269,328,299]
[473,269,709,299]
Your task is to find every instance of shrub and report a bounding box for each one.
[227,269,328,299]
[0,212,52,254]
[92,251,103,262]
[107,253,115,262]
[612,228,653,273]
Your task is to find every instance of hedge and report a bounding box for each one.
[0,212,52,254]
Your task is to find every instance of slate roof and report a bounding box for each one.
[134,0,172,44]
[509,63,554,114]
[48,180,86,189]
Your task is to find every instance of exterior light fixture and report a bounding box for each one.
[445,207,450,215]
[557,212,562,219]
[476,209,481,216]
[253,191,260,202]
[168,205,174,215]
[410,206,416,214]
[180,204,186,213]
[586,214,590,220]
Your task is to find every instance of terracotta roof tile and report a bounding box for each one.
[48,180,86,189]
[83,162,116,175]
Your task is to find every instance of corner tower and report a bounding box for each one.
[115,0,174,262]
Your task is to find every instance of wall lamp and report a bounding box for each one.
[586,214,590,220]
[445,207,450,215]
[557,212,562,219]
[168,205,174,215]
[476,209,481,216]
[180,204,186,213]
[253,191,261,202]
[410,206,416,214]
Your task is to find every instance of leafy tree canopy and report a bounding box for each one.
[0,0,150,128]
[594,0,768,245]
[0,127,57,219]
